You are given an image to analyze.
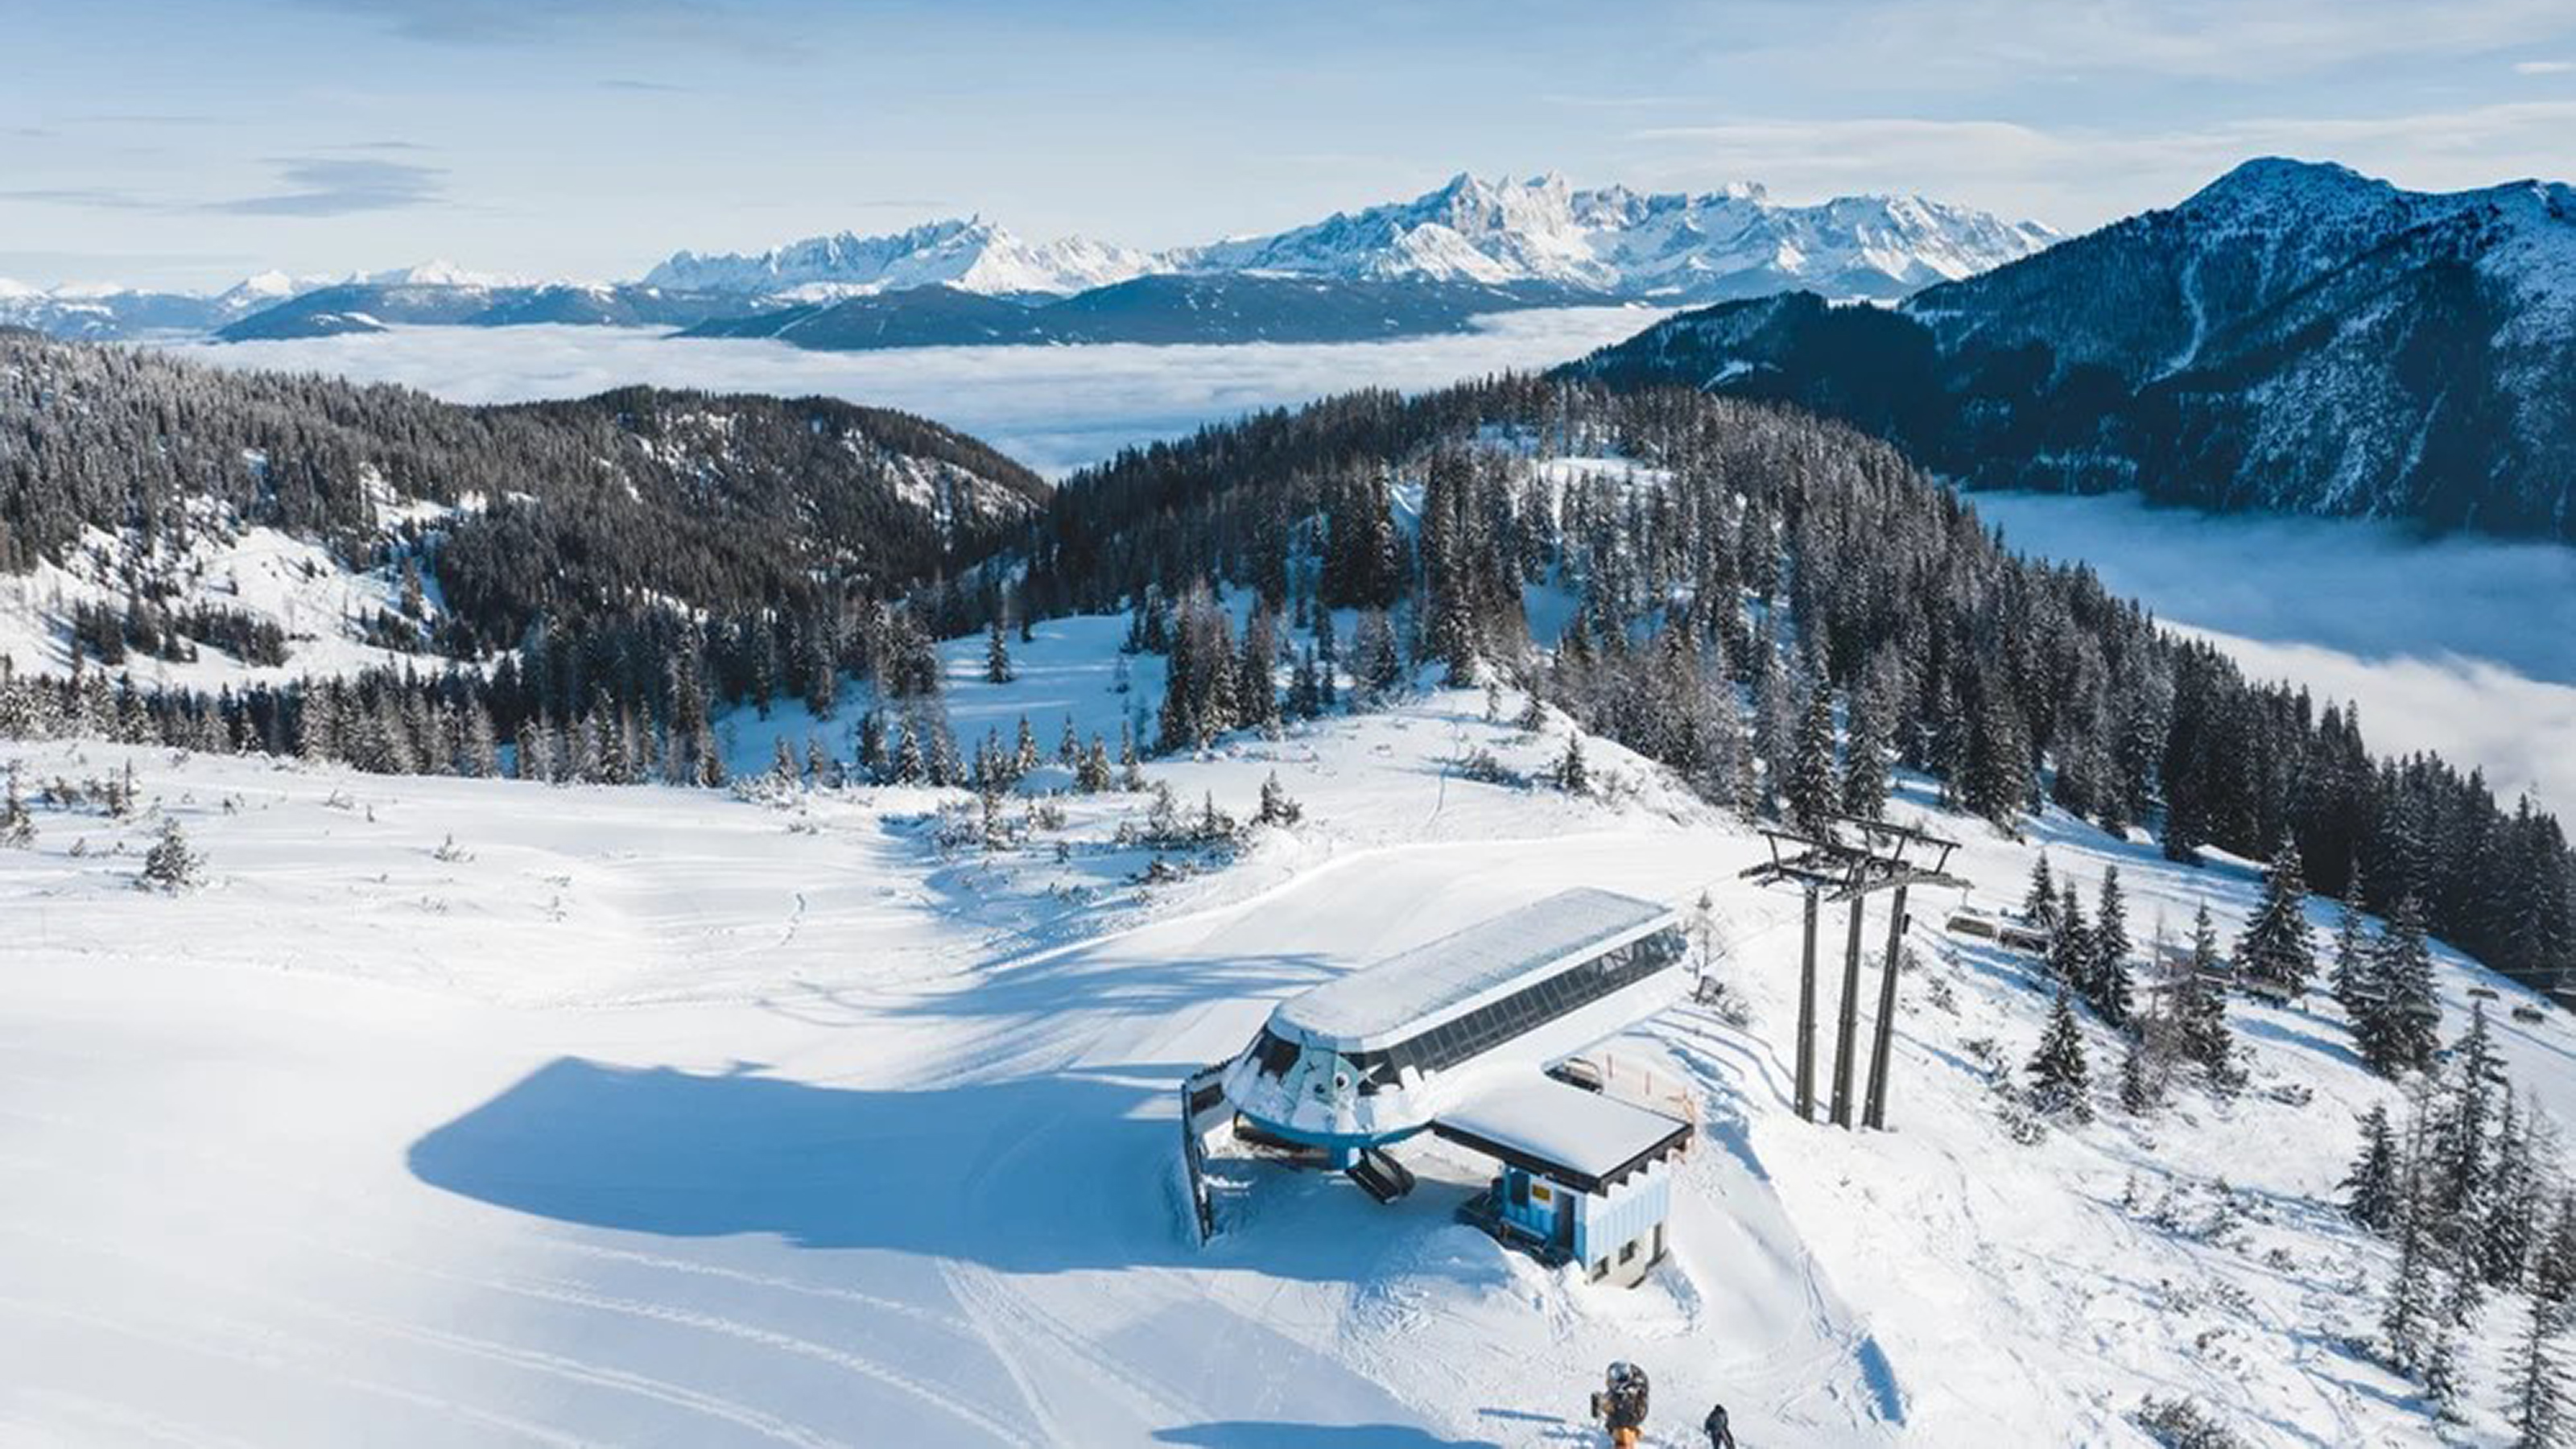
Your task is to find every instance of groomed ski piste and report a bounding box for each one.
[5,606,2570,1447]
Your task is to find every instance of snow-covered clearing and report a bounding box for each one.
[4,610,2566,1445]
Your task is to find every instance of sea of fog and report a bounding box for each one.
[189,310,1665,477]
[1971,491,2576,813]
[184,320,2572,812]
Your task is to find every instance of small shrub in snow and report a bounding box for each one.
[1254,773,1302,828]
[1552,735,1589,795]
[2133,1395,2246,1449]
[0,763,32,848]
[1455,747,1523,788]
[137,817,202,893]
[431,833,473,863]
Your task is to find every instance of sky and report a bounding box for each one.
[6,0,2576,290]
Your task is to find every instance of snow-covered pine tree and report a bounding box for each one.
[2506,1290,2567,1449]
[1788,687,1839,834]
[1555,734,1590,795]
[1839,677,1890,820]
[1058,715,1080,766]
[138,815,201,893]
[2361,894,2443,1078]
[2343,1103,2403,1234]
[1013,715,1042,777]
[0,762,32,848]
[2541,1196,2576,1308]
[2049,879,2091,989]
[1256,771,1302,828]
[2435,1005,2505,1230]
[2027,986,2091,1121]
[893,719,926,784]
[2092,867,2134,1028]
[1076,737,1113,794]
[2235,835,2318,1000]
[985,617,1013,684]
[2384,1095,2446,1375]
[1118,721,1145,791]
[2172,903,2240,1090]
[2330,891,2375,1022]
[2480,1091,2541,1290]
[2116,1034,2160,1116]
[2023,852,2058,928]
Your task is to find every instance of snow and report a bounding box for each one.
[2,599,2566,1446]
[0,513,440,688]
[1276,886,1671,1046]
[1435,1076,1690,1183]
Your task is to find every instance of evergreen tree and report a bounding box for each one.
[2091,867,2134,1028]
[1256,772,1302,828]
[1013,715,1042,777]
[2023,852,2058,928]
[1118,720,1146,791]
[1555,733,1590,795]
[1839,679,1890,820]
[2027,986,2092,1121]
[2330,891,2376,1024]
[2507,1290,2567,1449]
[2343,1103,2403,1233]
[2384,1100,2445,1375]
[984,617,1013,684]
[138,816,202,893]
[2171,904,2240,1089]
[1788,687,1839,835]
[1058,715,1080,766]
[2235,836,2318,999]
[2359,894,2443,1078]
[2048,882,2092,989]
[0,762,31,848]
[2116,1034,2161,1116]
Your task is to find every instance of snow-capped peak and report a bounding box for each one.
[1168,171,2055,300]
[644,217,1160,298]
[361,259,534,289]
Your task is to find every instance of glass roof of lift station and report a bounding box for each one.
[1270,888,1675,1053]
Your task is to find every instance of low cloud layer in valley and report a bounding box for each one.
[1973,489,2576,812]
[185,308,1663,477]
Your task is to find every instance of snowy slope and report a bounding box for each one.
[3,592,2562,1445]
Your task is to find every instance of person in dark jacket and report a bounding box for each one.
[1703,1401,1738,1449]
[1591,1361,1649,1447]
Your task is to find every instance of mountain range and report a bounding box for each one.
[0,173,2055,349]
[1569,158,2576,542]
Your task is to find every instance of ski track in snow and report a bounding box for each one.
[2,609,2564,1446]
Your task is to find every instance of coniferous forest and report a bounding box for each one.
[0,334,2568,995]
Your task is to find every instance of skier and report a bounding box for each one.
[1589,1361,1649,1447]
[1703,1401,1738,1449]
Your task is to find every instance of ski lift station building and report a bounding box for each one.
[1216,888,1695,1286]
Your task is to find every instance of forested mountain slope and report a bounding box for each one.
[997,375,2574,992]
[1564,159,2576,541]
[0,330,1043,666]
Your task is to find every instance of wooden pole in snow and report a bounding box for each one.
[1864,883,1908,1130]
[1795,887,1819,1120]
[1831,892,1866,1127]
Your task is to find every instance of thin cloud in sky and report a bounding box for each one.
[208,158,445,217]
[2513,59,2574,72]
